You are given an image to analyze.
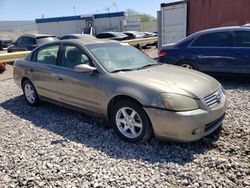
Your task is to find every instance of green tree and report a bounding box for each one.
[126,9,156,22]
[140,13,156,22]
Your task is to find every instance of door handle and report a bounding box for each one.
[57,77,63,81]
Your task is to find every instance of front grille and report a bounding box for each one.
[204,87,224,108]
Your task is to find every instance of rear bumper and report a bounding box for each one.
[144,94,227,142]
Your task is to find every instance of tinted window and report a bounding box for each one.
[60,36,70,40]
[22,37,36,46]
[96,33,105,38]
[16,37,23,45]
[61,45,92,69]
[234,31,250,47]
[191,32,233,47]
[36,45,59,65]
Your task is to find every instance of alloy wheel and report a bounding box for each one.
[115,107,143,139]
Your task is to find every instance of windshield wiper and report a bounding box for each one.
[110,68,135,73]
[136,63,161,70]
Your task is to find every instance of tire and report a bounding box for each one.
[22,79,40,106]
[177,60,198,70]
[111,100,153,143]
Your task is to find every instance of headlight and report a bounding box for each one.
[160,93,199,111]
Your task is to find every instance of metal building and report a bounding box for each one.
[158,0,250,45]
[35,12,140,37]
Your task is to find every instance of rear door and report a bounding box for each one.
[30,44,60,100]
[189,31,235,74]
[232,30,250,75]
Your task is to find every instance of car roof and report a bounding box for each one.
[99,31,121,34]
[21,34,56,39]
[64,34,95,37]
[174,26,250,46]
[71,38,119,45]
[192,26,250,35]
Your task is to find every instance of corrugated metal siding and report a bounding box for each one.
[188,0,250,34]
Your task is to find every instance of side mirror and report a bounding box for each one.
[74,64,97,73]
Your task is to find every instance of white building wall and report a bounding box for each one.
[37,20,87,37]
[94,16,124,34]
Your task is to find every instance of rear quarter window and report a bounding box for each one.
[234,31,250,47]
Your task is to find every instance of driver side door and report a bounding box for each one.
[54,44,101,113]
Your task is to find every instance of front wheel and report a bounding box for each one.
[111,100,153,143]
[22,80,40,106]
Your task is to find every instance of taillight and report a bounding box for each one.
[159,50,167,57]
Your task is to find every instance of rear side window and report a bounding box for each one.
[234,31,250,47]
[36,45,59,65]
[191,32,233,47]
[22,37,36,46]
[16,37,36,46]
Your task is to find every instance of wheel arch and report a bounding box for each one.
[176,59,199,70]
[21,77,38,93]
[107,95,152,125]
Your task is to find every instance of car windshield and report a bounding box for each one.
[37,36,58,44]
[87,43,157,72]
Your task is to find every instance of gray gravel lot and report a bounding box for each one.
[0,78,249,188]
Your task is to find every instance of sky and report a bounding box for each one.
[0,0,177,21]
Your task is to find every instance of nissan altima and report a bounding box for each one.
[13,38,227,143]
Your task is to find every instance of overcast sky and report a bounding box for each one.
[0,0,178,20]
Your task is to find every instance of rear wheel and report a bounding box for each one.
[111,100,153,143]
[177,60,198,70]
[22,80,40,106]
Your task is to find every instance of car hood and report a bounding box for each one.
[115,64,220,99]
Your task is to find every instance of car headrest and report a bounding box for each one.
[44,55,56,64]
[66,49,81,63]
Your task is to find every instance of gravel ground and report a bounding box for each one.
[0,64,13,81]
[0,78,249,188]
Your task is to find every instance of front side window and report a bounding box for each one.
[191,32,233,47]
[36,45,59,65]
[234,31,250,47]
[61,45,92,69]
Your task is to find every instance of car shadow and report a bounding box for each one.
[1,95,223,166]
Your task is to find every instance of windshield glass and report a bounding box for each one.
[37,37,58,44]
[87,43,157,72]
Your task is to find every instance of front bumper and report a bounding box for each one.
[144,94,227,142]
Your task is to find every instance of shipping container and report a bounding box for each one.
[159,0,250,45]
[159,1,188,45]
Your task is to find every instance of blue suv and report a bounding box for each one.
[159,26,250,77]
